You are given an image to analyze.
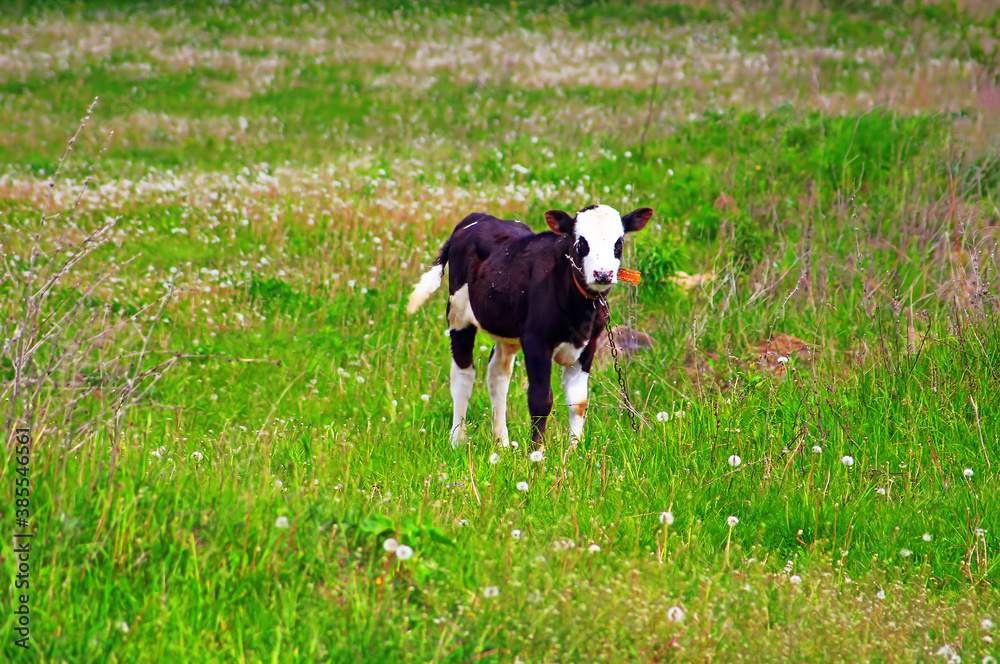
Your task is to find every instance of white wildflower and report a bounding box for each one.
[421,394,430,401]
[789,575,802,585]
[483,586,500,598]
[191,450,204,462]
[274,516,289,529]
[660,511,675,526]
[588,544,601,553]
[666,606,686,623]
[395,545,413,560]
[511,529,522,540]
[728,454,741,467]
[727,516,739,527]
[490,453,500,465]
[841,455,854,467]
[116,621,129,633]
[923,533,932,542]
[876,589,886,600]
[900,548,912,558]
[964,468,974,478]
[935,645,959,662]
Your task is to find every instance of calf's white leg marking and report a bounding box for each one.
[450,359,476,448]
[553,341,587,367]
[447,284,481,331]
[486,343,518,447]
[562,362,589,443]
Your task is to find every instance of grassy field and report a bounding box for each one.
[2,0,1000,661]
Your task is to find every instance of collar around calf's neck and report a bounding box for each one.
[571,270,602,301]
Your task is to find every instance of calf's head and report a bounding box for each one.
[545,204,653,292]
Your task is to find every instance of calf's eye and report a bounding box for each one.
[614,237,624,259]
[576,237,590,257]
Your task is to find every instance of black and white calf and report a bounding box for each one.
[407,204,653,448]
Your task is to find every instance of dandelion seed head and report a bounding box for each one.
[728,454,741,467]
[511,529,522,540]
[900,548,912,558]
[964,468,974,478]
[656,411,670,422]
[274,516,289,529]
[660,511,675,525]
[666,606,685,623]
[489,453,499,465]
[812,445,822,454]
[789,575,802,585]
[922,533,932,542]
[530,450,544,462]
[516,481,529,492]
[395,545,413,560]
[727,515,739,527]
[383,538,399,552]
[841,455,854,467]
[588,543,601,553]
[483,586,500,598]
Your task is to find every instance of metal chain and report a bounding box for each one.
[603,297,640,433]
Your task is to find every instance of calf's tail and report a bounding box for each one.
[406,238,451,314]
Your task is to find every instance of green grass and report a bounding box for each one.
[2,1,1000,662]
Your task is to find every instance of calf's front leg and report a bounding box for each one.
[562,306,604,444]
[562,362,588,444]
[522,338,554,446]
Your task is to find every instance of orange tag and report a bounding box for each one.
[617,268,641,285]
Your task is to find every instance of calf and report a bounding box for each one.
[407,204,653,448]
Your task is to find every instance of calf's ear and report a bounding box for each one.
[622,207,653,233]
[545,210,575,234]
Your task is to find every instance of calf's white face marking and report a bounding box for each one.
[574,205,625,292]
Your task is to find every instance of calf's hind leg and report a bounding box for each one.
[449,325,477,448]
[486,342,517,447]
